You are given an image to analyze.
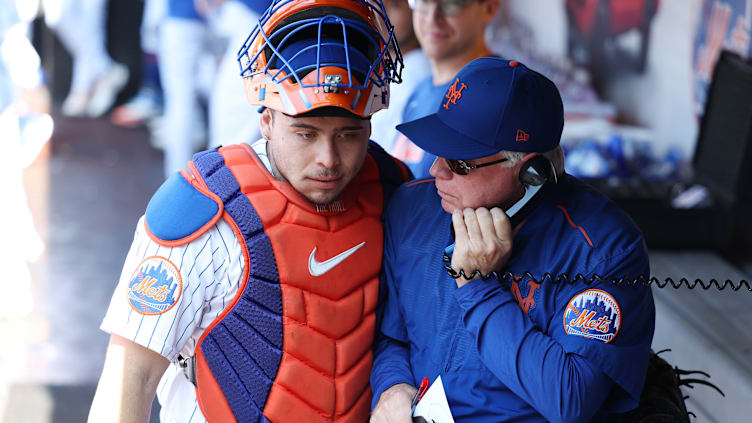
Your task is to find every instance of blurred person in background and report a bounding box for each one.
[87,0,409,421]
[206,0,271,150]
[369,0,430,151]
[42,0,129,117]
[155,0,275,178]
[157,0,216,177]
[391,0,499,177]
[0,1,53,319]
[110,0,166,129]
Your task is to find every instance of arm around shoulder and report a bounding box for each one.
[88,334,169,423]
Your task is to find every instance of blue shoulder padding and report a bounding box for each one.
[193,149,282,420]
[145,172,221,242]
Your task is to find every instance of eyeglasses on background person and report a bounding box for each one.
[408,0,485,17]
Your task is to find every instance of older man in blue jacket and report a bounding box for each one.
[370,58,655,422]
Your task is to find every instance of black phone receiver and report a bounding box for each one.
[507,155,556,228]
[445,155,556,256]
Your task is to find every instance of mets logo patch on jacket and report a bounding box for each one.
[563,289,621,343]
[127,256,182,315]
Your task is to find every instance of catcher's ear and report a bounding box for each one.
[260,108,273,140]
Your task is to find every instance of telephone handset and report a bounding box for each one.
[445,155,557,256]
[507,155,557,228]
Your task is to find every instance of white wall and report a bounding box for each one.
[506,0,568,58]
[504,0,703,158]
[605,0,703,157]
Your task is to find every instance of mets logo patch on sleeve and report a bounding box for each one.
[128,256,182,315]
[563,289,621,343]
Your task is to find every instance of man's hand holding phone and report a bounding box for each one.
[450,207,513,288]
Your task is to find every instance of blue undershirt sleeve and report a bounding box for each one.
[371,329,413,409]
[370,206,415,409]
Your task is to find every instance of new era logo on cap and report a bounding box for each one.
[516,129,530,142]
[443,77,467,110]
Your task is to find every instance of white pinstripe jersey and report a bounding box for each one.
[101,140,272,422]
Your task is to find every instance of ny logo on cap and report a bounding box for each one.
[516,129,530,142]
[443,77,468,110]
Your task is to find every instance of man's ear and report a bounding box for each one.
[519,153,555,186]
[516,152,539,172]
[483,0,501,24]
[259,108,273,140]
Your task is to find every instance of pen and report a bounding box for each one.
[410,377,430,414]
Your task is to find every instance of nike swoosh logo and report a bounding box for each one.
[308,241,366,277]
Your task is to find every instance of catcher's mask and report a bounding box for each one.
[237,0,404,117]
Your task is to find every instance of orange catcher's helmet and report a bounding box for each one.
[237,0,403,117]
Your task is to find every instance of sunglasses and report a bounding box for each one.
[444,157,509,175]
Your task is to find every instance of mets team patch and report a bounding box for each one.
[128,256,182,315]
[563,289,621,343]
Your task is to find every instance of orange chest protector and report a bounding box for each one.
[186,144,389,422]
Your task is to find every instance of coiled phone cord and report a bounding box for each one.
[441,252,752,291]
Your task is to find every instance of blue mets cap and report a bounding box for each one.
[396,57,564,160]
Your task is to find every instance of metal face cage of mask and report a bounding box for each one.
[237,0,404,117]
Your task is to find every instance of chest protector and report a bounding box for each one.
[185,144,392,422]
